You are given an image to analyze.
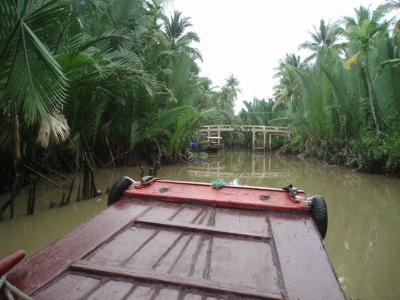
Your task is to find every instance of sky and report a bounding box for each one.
[168,0,383,112]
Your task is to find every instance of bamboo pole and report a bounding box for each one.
[23,165,62,188]
[39,164,70,181]
[66,178,74,204]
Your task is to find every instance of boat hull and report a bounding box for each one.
[6,180,345,300]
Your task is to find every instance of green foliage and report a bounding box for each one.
[0,0,236,185]
[265,6,400,174]
[346,133,400,173]
[0,0,70,124]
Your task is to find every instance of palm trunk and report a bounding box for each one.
[363,55,380,133]
[12,103,21,161]
[11,103,21,219]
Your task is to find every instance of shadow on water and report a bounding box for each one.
[1,149,399,299]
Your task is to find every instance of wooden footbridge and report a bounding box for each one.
[199,125,291,150]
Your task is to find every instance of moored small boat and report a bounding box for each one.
[2,177,345,299]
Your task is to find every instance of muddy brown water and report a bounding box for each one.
[1,150,399,299]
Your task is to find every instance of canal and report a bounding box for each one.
[1,150,399,299]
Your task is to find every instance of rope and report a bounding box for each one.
[211,179,227,189]
[0,274,33,300]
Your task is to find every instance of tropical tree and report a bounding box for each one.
[343,6,389,132]
[0,0,76,196]
[273,53,303,110]
[299,19,343,62]
[0,0,227,196]
[268,4,400,173]
[162,10,202,60]
[215,75,240,116]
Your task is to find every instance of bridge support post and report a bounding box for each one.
[252,151,255,174]
[263,132,266,151]
[252,129,255,150]
[268,134,272,151]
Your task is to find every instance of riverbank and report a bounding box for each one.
[284,132,400,176]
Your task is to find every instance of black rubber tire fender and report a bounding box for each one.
[107,176,134,206]
[310,195,328,239]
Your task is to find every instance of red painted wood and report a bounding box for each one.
[183,293,202,300]
[87,227,157,266]
[0,250,25,276]
[125,286,155,300]
[154,288,180,299]
[135,218,270,239]
[87,280,133,299]
[152,234,193,274]
[214,207,269,237]
[170,206,204,223]
[209,237,279,293]
[124,180,309,212]
[6,181,343,300]
[168,234,203,277]
[71,260,283,299]
[34,274,100,299]
[270,213,346,300]
[125,230,181,271]
[8,200,151,295]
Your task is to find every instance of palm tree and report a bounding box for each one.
[273,54,303,110]
[162,10,202,60]
[343,6,389,133]
[382,1,400,55]
[299,19,343,62]
[0,0,70,171]
[216,75,240,116]
[383,0,400,12]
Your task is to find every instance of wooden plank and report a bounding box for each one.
[87,227,157,266]
[151,234,192,273]
[33,274,100,299]
[183,293,202,300]
[214,208,269,237]
[154,288,180,299]
[209,237,279,293]
[8,200,151,295]
[188,236,210,278]
[135,218,270,240]
[125,181,308,212]
[87,280,133,300]
[71,260,283,299]
[125,230,182,270]
[169,234,202,276]
[142,203,181,220]
[125,286,155,300]
[169,206,204,223]
[270,214,345,300]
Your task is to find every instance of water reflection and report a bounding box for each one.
[185,152,284,181]
[1,150,400,300]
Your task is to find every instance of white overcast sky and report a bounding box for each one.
[168,0,383,112]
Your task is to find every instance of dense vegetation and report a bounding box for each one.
[1,0,399,196]
[0,0,239,192]
[239,2,400,174]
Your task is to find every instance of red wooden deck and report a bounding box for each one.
[124,180,309,212]
[6,180,345,299]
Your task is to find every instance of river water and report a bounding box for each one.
[1,150,399,299]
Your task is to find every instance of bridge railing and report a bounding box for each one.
[199,125,290,134]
